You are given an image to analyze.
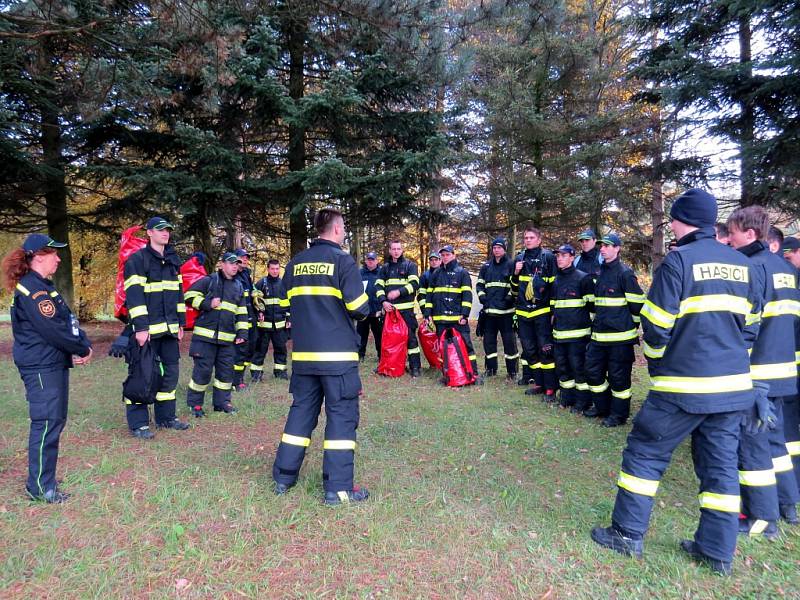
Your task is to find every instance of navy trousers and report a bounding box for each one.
[22,368,69,498]
[126,336,179,430]
[554,339,590,409]
[611,397,742,562]
[357,315,382,359]
[517,314,556,389]
[187,340,235,409]
[251,327,288,374]
[273,367,362,493]
[585,342,635,419]
[483,314,518,375]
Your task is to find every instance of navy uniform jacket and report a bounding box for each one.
[184,272,249,345]
[590,257,645,345]
[375,256,419,312]
[574,246,603,278]
[235,267,256,325]
[552,265,595,342]
[511,247,556,319]
[422,260,473,323]
[12,271,91,373]
[255,275,290,330]
[476,256,515,316]
[360,265,382,315]
[640,228,762,413]
[418,266,436,309]
[284,239,370,375]
[739,241,799,397]
[123,244,185,337]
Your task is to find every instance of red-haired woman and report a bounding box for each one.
[3,234,92,503]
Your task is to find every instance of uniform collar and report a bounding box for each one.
[558,265,575,275]
[443,259,459,271]
[493,255,508,265]
[677,227,715,246]
[26,270,53,286]
[601,257,619,269]
[737,240,766,257]
[391,254,405,263]
[311,238,341,250]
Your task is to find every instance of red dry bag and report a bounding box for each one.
[377,310,409,377]
[440,327,476,387]
[180,256,208,330]
[418,320,442,369]
[114,226,148,321]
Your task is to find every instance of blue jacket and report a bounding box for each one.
[11,271,91,373]
[640,228,762,413]
[739,241,799,397]
[590,257,645,345]
[476,256,515,315]
[511,247,556,319]
[360,265,382,315]
[375,255,419,312]
[185,272,249,346]
[123,244,185,338]
[422,260,473,323]
[284,239,370,375]
[254,275,290,330]
[552,265,595,342]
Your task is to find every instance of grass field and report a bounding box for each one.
[0,324,798,598]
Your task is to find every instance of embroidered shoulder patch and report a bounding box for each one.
[38,299,56,318]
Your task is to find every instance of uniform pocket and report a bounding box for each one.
[340,367,362,400]
[22,371,63,421]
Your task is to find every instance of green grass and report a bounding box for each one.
[0,334,798,598]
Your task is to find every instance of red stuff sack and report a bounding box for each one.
[377,310,409,377]
[418,320,442,369]
[180,256,208,330]
[114,226,148,321]
[440,327,476,387]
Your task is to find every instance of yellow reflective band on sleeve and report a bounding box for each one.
[386,278,409,285]
[15,283,31,296]
[129,305,148,319]
[796,351,800,365]
[405,284,415,295]
[485,308,516,315]
[640,300,676,329]
[193,326,216,339]
[287,286,343,299]
[651,373,752,394]
[677,294,750,318]
[591,329,638,343]
[617,471,659,497]
[391,301,416,310]
[543,276,555,283]
[213,379,232,390]
[739,469,776,486]
[518,275,531,282]
[123,275,147,290]
[698,492,740,513]
[149,322,169,335]
[786,441,800,456]
[485,282,511,289]
[595,297,628,307]
[235,321,250,330]
[345,293,369,311]
[762,299,800,318]
[323,440,357,450]
[234,364,245,372]
[773,454,794,473]
[642,340,666,359]
[553,327,591,340]
[155,390,176,401]
[216,301,237,313]
[432,315,461,322]
[554,299,586,308]
[177,303,186,313]
[188,379,208,392]
[750,362,797,380]
[143,280,181,293]
[461,301,472,308]
[218,332,236,342]
[611,388,632,399]
[281,433,311,447]
[235,305,249,315]
[583,294,595,303]
[279,298,290,308]
[625,293,646,303]
[408,275,419,283]
[460,285,472,292]
[292,351,359,362]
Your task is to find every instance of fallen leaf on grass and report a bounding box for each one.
[539,585,553,599]
[175,578,191,592]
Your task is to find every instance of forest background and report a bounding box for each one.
[2,0,800,317]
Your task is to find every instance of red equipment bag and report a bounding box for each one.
[180,256,208,330]
[114,226,148,321]
[418,320,442,369]
[377,310,409,377]
[440,327,477,387]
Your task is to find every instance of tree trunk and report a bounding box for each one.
[738,16,756,206]
[651,104,665,270]
[287,16,308,256]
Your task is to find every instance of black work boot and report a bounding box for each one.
[602,415,628,428]
[738,518,779,540]
[274,481,294,496]
[157,417,189,430]
[131,425,155,439]
[250,371,263,383]
[214,402,238,415]
[274,370,288,380]
[484,368,497,377]
[26,487,70,504]
[679,540,732,576]
[780,503,799,525]
[323,486,370,506]
[590,526,643,558]
[410,367,421,378]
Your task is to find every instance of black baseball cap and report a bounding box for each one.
[221,251,239,263]
[145,216,174,230]
[601,233,622,247]
[365,252,378,260]
[439,244,454,254]
[783,237,800,252]
[555,244,576,255]
[235,248,250,258]
[578,229,596,240]
[22,234,67,253]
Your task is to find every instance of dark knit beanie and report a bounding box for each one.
[670,188,717,228]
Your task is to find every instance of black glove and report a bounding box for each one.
[476,310,486,337]
[745,382,776,435]
[109,333,131,359]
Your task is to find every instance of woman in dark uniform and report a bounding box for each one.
[2,234,93,503]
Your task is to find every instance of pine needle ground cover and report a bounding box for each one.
[0,324,797,598]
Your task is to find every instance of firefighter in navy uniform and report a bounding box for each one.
[232,248,256,390]
[272,208,371,505]
[423,245,481,382]
[357,252,383,360]
[574,229,603,278]
[122,217,190,439]
[375,241,421,376]
[183,252,249,416]
[783,237,800,495]
[511,226,557,398]
[417,251,441,319]
[592,188,762,576]
[551,244,595,411]
[476,238,518,379]
[5,234,93,503]
[727,206,800,537]
[583,233,645,427]
[251,259,290,380]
